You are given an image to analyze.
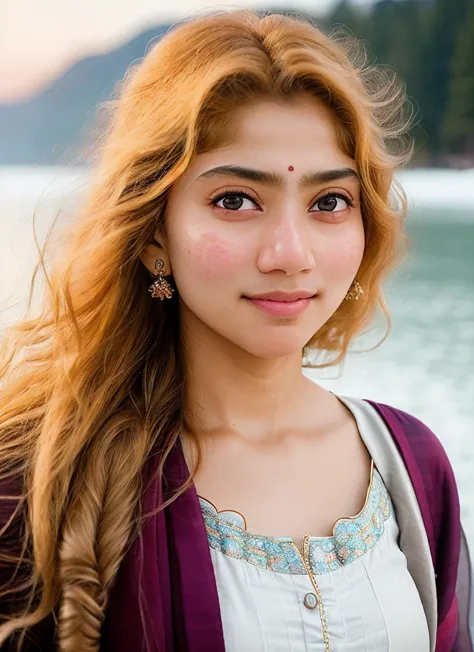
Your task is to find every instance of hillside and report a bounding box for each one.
[1,0,472,166]
[0,24,170,165]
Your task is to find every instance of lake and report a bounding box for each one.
[1,165,474,545]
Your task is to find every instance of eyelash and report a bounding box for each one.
[210,190,354,212]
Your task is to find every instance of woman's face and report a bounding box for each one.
[161,96,365,358]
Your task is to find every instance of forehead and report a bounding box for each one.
[190,96,354,177]
[228,96,340,144]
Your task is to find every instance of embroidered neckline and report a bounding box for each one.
[199,459,375,541]
[199,464,391,575]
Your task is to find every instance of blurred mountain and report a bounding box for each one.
[0,24,171,165]
[0,0,472,166]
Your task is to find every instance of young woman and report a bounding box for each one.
[0,9,471,652]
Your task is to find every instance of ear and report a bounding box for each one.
[140,230,172,277]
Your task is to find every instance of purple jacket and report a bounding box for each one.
[1,401,472,650]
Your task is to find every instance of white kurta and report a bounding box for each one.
[198,395,432,652]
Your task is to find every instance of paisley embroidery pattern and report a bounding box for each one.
[199,468,391,576]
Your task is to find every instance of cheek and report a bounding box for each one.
[322,228,365,280]
[172,227,245,282]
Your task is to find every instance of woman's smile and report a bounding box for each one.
[243,290,317,318]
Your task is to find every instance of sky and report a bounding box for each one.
[0,0,375,103]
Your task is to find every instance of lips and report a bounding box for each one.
[245,290,316,301]
[243,291,317,317]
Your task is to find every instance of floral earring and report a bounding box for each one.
[148,259,174,300]
[344,279,363,301]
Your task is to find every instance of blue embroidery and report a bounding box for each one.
[199,468,391,576]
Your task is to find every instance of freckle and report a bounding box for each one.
[288,165,294,171]
[198,233,229,261]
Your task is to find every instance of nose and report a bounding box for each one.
[257,214,315,276]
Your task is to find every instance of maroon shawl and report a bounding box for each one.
[0,401,471,650]
[102,401,471,651]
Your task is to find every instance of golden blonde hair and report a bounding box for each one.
[0,9,413,649]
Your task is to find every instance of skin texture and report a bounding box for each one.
[141,96,372,541]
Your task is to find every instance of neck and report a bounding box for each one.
[181,312,320,442]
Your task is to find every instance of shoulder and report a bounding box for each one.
[365,398,461,557]
[362,399,463,632]
[364,399,456,481]
[0,470,27,550]
[337,393,460,536]
[0,470,31,616]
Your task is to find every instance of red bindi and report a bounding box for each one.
[288,165,294,171]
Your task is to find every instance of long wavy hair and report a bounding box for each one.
[0,9,414,650]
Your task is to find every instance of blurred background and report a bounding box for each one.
[1,0,473,543]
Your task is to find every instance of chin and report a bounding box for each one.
[236,331,310,359]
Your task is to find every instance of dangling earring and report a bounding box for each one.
[344,279,363,301]
[148,259,174,300]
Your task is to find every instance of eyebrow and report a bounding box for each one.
[196,164,360,188]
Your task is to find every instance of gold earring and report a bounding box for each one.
[344,279,363,301]
[148,259,174,300]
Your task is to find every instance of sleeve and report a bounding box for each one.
[0,475,56,650]
[0,475,28,612]
[453,524,474,650]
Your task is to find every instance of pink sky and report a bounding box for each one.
[0,0,365,103]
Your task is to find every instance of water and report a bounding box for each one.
[1,166,474,545]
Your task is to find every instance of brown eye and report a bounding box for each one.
[220,195,246,210]
[312,192,353,212]
[211,191,259,211]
